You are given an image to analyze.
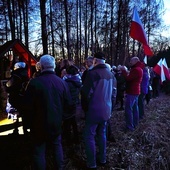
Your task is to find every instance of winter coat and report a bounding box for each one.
[115,71,126,97]
[141,67,150,94]
[81,64,116,123]
[6,68,29,111]
[22,71,72,142]
[63,73,82,119]
[122,61,143,95]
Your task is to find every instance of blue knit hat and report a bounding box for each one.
[14,62,26,70]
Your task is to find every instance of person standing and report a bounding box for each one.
[81,56,94,84]
[138,65,150,119]
[32,61,41,78]
[23,55,72,170]
[62,65,82,145]
[152,71,161,98]
[81,56,94,116]
[115,65,126,111]
[81,52,116,169]
[120,57,143,132]
[6,62,29,135]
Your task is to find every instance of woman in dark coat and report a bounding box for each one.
[62,65,82,145]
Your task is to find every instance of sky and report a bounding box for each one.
[163,0,170,23]
[162,0,170,30]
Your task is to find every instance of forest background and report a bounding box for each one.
[0,0,170,67]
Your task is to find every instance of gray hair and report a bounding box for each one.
[40,54,56,72]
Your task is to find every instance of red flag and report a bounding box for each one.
[160,64,166,83]
[162,58,170,80]
[153,59,162,75]
[130,7,153,56]
[153,59,166,83]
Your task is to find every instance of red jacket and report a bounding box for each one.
[122,62,143,95]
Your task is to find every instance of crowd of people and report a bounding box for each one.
[4,52,165,170]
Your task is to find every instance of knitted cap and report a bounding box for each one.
[14,62,26,70]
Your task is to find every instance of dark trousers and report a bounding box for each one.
[33,135,64,170]
[62,116,79,145]
[138,93,145,119]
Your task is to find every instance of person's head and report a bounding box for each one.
[93,52,105,66]
[112,65,117,72]
[66,65,79,75]
[14,62,26,70]
[35,62,41,71]
[84,56,94,69]
[129,57,140,67]
[60,59,70,68]
[40,54,56,72]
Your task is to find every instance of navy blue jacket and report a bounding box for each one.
[63,74,82,119]
[23,71,72,142]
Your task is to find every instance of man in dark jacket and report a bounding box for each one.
[81,56,94,84]
[81,52,116,169]
[23,55,72,170]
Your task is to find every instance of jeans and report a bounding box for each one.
[84,121,107,168]
[33,135,63,170]
[125,94,139,131]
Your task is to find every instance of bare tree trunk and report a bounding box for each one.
[49,0,55,57]
[3,0,9,41]
[40,0,48,54]
[24,0,29,48]
[7,0,15,40]
[59,3,65,58]
[110,0,114,66]
[115,0,122,65]
[76,0,79,63]
[64,0,71,60]
[94,0,97,53]
[18,1,22,41]
[79,0,82,66]
[84,1,88,58]
[20,0,29,48]
[90,0,94,56]
[121,0,129,65]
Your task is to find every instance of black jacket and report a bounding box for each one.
[23,71,72,142]
[6,68,29,110]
